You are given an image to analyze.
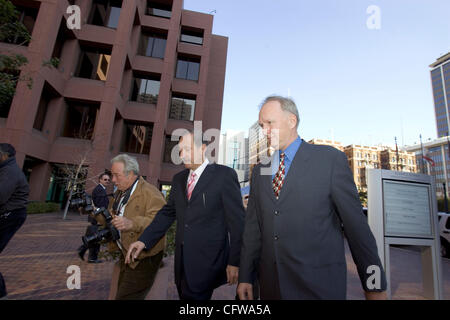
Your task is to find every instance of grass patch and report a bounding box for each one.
[27,201,60,214]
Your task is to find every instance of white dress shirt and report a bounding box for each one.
[186,158,210,190]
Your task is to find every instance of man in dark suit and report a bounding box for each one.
[237,96,387,300]
[92,173,111,209]
[77,173,111,263]
[126,131,245,300]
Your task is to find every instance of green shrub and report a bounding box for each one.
[164,221,176,257]
[27,201,60,214]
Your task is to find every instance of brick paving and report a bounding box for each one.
[1,211,449,300]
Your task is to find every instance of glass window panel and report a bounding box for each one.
[145,79,160,96]
[137,79,146,102]
[145,37,154,56]
[150,8,171,18]
[187,62,199,81]
[176,60,188,79]
[170,96,196,121]
[107,6,121,28]
[164,135,179,163]
[133,78,160,104]
[152,38,166,58]
[184,98,195,121]
[122,123,153,155]
[180,34,203,45]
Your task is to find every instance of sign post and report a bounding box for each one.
[367,169,443,299]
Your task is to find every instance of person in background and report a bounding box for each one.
[77,172,111,263]
[0,143,29,299]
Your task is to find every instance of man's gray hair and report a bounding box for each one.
[260,95,300,128]
[111,154,139,175]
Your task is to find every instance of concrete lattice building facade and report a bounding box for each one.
[0,0,228,202]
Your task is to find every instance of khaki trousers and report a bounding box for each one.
[114,250,163,300]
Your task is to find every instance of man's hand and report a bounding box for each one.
[237,283,253,300]
[112,216,133,232]
[125,241,146,264]
[226,265,239,285]
[365,291,387,300]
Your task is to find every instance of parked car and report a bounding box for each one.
[438,212,450,258]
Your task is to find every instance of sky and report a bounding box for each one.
[183,0,450,148]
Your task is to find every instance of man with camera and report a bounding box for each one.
[0,143,29,299]
[77,173,111,263]
[96,154,166,300]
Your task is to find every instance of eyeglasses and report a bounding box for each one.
[102,178,110,181]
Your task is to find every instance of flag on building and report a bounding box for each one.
[423,155,435,167]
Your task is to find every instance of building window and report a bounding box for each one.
[75,46,111,81]
[100,55,109,75]
[61,100,99,139]
[146,0,172,19]
[138,32,167,59]
[169,94,195,121]
[33,96,48,131]
[88,0,122,29]
[121,122,153,155]
[1,4,39,46]
[180,27,204,45]
[164,135,179,163]
[33,86,55,131]
[176,57,200,81]
[130,75,160,105]
[52,20,73,61]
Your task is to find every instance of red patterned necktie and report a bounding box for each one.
[272,153,286,199]
[187,172,196,200]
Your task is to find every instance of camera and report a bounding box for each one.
[70,192,94,213]
[82,207,120,247]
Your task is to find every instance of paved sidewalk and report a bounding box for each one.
[0,211,449,300]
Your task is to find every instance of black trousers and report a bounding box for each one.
[0,208,27,298]
[177,248,214,300]
[79,223,100,261]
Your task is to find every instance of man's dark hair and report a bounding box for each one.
[0,143,16,158]
[99,172,111,181]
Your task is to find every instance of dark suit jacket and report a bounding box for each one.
[139,163,246,293]
[91,184,109,225]
[239,140,387,299]
[92,184,109,209]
